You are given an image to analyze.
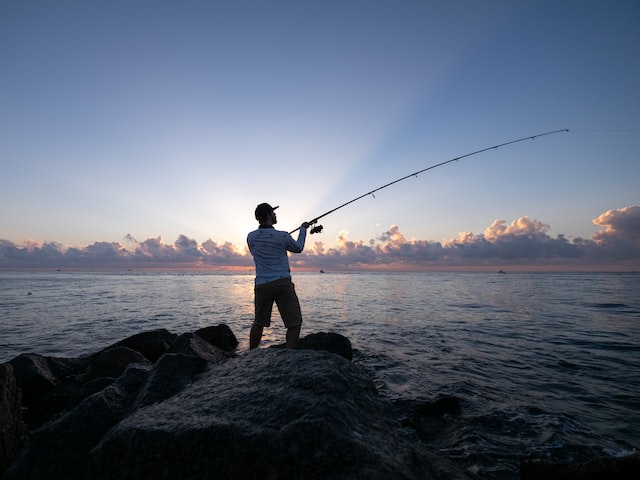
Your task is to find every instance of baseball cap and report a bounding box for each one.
[255,203,279,221]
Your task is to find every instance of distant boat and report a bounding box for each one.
[498,269,506,274]
[320,269,325,273]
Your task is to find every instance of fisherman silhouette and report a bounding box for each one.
[247,203,310,349]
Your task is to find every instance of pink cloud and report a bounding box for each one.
[1,206,638,271]
[590,206,640,260]
[593,206,640,244]
[483,216,550,241]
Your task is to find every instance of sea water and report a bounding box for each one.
[1,270,639,478]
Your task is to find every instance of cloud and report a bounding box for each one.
[0,235,251,270]
[123,233,138,243]
[483,216,550,241]
[442,216,582,261]
[591,206,640,258]
[127,235,250,268]
[1,206,639,271]
[295,207,639,271]
[0,240,65,267]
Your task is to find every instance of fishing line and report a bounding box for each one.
[290,129,570,234]
[568,129,632,133]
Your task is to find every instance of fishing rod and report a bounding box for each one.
[290,128,569,234]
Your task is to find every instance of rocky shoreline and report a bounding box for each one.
[1,326,638,479]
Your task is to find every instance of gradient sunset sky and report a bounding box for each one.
[1,1,638,270]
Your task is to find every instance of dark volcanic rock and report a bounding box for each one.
[416,396,462,416]
[0,363,25,473]
[87,349,465,480]
[392,396,463,444]
[8,354,90,428]
[2,329,470,479]
[3,363,151,480]
[8,354,58,406]
[133,353,208,409]
[99,328,176,363]
[194,324,239,352]
[84,346,151,381]
[298,331,353,360]
[169,332,231,363]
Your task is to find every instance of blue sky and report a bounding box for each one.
[1,0,638,270]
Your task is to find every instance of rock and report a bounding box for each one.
[98,328,176,363]
[8,347,148,431]
[2,363,151,480]
[8,354,58,407]
[298,331,353,360]
[392,396,463,443]
[3,326,235,432]
[169,333,231,363]
[84,346,151,381]
[194,324,239,352]
[416,396,462,416]
[71,377,115,405]
[0,363,25,475]
[2,328,468,479]
[288,331,353,360]
[133,353,208,408]
[7,354,90,428]
[87,349,466,480]
[520,451,640,479]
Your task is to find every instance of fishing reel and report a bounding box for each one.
[307,218,323,234]
[290,219,322,235]
[310,224,323,234]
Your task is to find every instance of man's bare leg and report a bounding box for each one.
[286,325,301,349]
[250,324,264,349]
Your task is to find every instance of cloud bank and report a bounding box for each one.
[1,206,639,271]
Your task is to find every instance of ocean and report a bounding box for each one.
[1,270,639,478]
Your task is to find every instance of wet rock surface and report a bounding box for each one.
[0,363,25,473]
[1,325,637,479]
[87,348,464,480]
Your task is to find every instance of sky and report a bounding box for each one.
[1,0,639,271]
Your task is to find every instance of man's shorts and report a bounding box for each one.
[254,277,303,328]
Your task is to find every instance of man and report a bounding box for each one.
[247,203,310,349]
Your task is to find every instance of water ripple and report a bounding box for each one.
[1,270,639,478]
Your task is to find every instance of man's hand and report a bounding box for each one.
[301,222,310,229]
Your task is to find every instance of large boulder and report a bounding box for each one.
[169,332,231,363]
[84,346,151,381]
[0,363,25,474]
[194,324,239,352]
[393,396,462,440]
[8,354,90,428]
[132,353,208,409]
[2,363,152,480]
[298,331,353,360]
[2,329,469,479]
[87,348,466,479]
[97,328,176,363]
[8,354,58,406]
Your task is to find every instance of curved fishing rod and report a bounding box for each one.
[290,129,569,234]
